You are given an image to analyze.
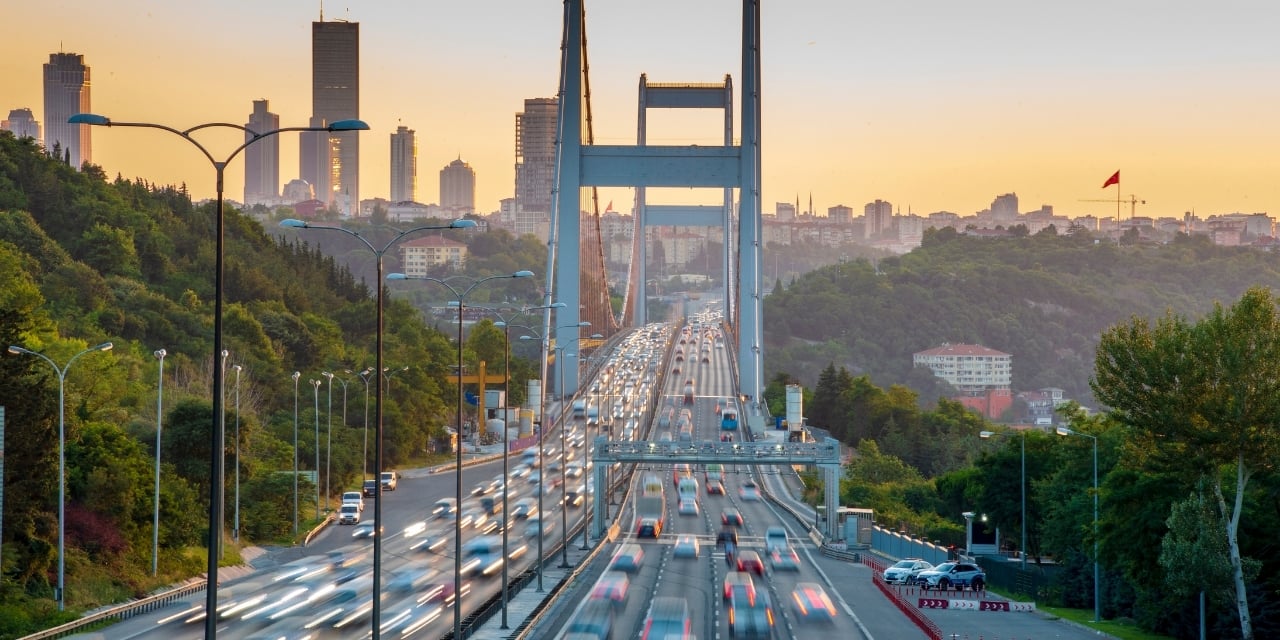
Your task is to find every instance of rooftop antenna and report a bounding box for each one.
[319,0,324,21]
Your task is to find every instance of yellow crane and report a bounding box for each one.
[1080,195,1146,222]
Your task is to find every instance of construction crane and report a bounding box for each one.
[1079,194,1146,222]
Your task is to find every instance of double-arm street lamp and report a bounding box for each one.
[979,429,1027,569]
[284,218,475,640]
[72,113,369,635]
[1056,426,1100,623]
[7,341,113,610]
[386,270,536,640]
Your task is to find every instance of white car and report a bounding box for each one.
[342,491,365,512]
[883,558,933,584]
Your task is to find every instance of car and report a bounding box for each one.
[524,516,555,539]
[720,432,734,442]
[721,508,744,527]
[342,491,365,512]
[724,571,757,601]
[431,498,457,519]
[672,535,700,559]
[791,582,838,623]
[918,562,986,591]
[460,536,506,578]
[883,558,933,585]
[409,529,448,554]
[589,571,630,607]
[609,544,645,573]
[729,588,776,639]
[352,520,382,539]
[764,526,788,553]
[706,481,725,495]
[677,499,699,516]
[636,518,661,538]
[717,527,739,548]
[362,479,378,498]
[380,471,398,491]
[769,546,801,571]
[338,504,360,525]
[511,498,538,519]
[565,484,586,508]
[567,599,615,639]
[739,484,761,501]
[641,597,691,640]
[736,550,765,576]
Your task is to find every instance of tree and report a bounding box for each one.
[1093,286,1280,639]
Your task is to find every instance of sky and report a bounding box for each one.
[4,0,1279,220]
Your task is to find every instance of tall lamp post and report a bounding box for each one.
[8,341,113,610]
[232,364,242,542]
[291,371,301,535]
[577,340,604,551]
[284,219,476,640]
[979,429,1027,569]
[311,379,322,519]
[1057,426,1100,623]
[152,348,166,577]
[489,304,560,629]
[321,372,335,512]
[349,368,374,478]
[72,113,368,635]
[555,346,578,567]
[386,270,536,640]
[219,349,230,558]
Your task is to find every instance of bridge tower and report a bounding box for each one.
[551,0,764,400]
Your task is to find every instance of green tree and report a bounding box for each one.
[1093,286,1280,639]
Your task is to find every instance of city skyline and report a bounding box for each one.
[2,1,1277,219]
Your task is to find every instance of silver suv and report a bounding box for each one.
[918,561,986,590]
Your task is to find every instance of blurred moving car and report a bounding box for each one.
[567,599,615,639]
[729,588,776,639]
[769,546,801,571]
[677,499,699,516]
[739,481,761,501]
[672,535,700,559]
[609,544,645,573]
[724,571,757,601]
[641,596,692,640]
[791,582,838,622]
[352,520,382,539]
[736,550,766,576]
[721,508,744,527]
[764,526,788,553]
[883,558,933,584]
[589,571,630,607]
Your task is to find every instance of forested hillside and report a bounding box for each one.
[0,132,542,633]
[764,225,1280,408]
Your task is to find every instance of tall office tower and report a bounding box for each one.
[244,100,280,205]
[2,108,41,140]
[514,97,558,237]
[390,125,417,202]
[440,158,476,215]
[308,19,360,216]
[864,199,893,239]
[43,53,91,168]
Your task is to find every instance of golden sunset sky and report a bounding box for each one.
[4,0,1278,219]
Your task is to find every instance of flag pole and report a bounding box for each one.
[1116,175,1121,228]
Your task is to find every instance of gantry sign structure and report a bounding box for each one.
[591,437,843,540]
[551,0,765,402]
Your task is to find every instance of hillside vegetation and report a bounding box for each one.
[764,225,1280,407]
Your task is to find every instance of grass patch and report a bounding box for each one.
[398,451,454,469]
[1039,606,1174,640]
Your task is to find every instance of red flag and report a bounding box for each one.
[606,200,613,211]
[1101,171,1120,189]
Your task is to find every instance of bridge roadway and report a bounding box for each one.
[532,320,897,640]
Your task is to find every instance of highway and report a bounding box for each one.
[532,311,870,640]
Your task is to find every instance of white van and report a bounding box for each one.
[338,504,360,525]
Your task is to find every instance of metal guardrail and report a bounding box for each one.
[19,579,207,640]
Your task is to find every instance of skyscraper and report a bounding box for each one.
[43,53,91,168]
[440,158,476,215]
[864,199,893,239]
[244,100,280,205]
[306,19,360,216]
[390,125,416,203]
[514,97,558,237]
[2,108,41,140]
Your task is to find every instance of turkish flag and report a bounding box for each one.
[1102,171,1120,189]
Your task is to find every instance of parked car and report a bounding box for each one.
[918,562,986,591]
[883,558,933,585]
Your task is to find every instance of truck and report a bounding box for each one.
[572,399,587,418]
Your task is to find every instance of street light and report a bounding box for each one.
[980,429,1027,569]
[349,368,374,479]
[219,349,230,558]
[292,371,301,535]
[7,341,113,610]
[386,270,536,640]
[72,114,368,636]
[555,346,580,566]
[513,304,569,593]
[284,218,476,640]
[311,378,322,520]
[322,372,335,512]
[232,364,242,543]
[152,348,166,577]
[488,303,560,629]
[1056,426,1100,623]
